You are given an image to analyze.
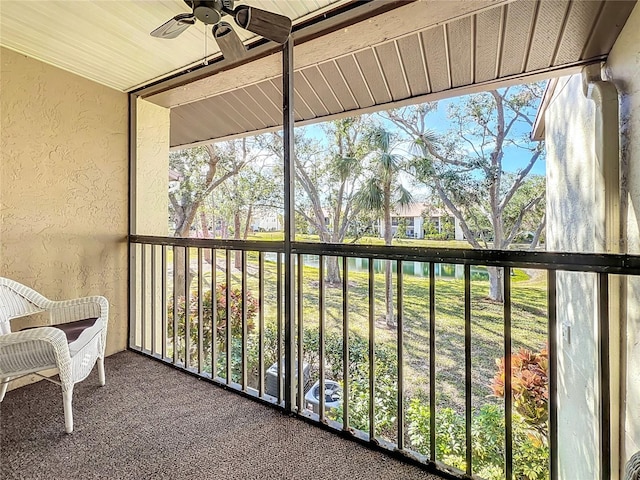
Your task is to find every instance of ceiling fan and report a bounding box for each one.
[150,0,292,61]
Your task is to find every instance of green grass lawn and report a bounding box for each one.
[295,263,547,411]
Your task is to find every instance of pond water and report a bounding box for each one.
[268,254,489,281]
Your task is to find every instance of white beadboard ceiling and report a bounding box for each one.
[0,0,346,92]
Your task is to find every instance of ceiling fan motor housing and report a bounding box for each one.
[191,1,225,25]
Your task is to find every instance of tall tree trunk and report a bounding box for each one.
[174,218,196,300]
[529,213,546,251]
[234,211,242,269]
[383,183,395,327]
[325,256,341,285]
[199,209,212,263]
[488,266,504,303]
[243,205,253,240]
[487,211,505,302]
[172,246,194,302]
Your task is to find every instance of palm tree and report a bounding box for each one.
[356,127,412,327]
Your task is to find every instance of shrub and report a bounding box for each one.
[168,283,258,367]
[404,345,550,479]
[490,346,548,438]
[406,400,549,480]
[310,330,398,438]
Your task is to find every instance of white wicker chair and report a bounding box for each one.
[0,277,108,433]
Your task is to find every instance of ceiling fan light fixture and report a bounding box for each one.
[232,5,291,44]
[212,22,246,61]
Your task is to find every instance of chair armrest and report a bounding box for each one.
[47,296,109,326]
[0,327,72,388]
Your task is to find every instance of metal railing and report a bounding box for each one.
[129,234,636,480]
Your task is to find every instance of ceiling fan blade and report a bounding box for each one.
[212,22,246,62]
[233,6,292,44]
[150,13,196,39]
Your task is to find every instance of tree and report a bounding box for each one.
[356,127,412,326]
[170,144,247,238]
[214,137,280,267]
[385,85,545,302]
[261,118,372,284]
[169,143,249,296]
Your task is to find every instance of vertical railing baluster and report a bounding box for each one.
[258,251,265,397]
[368,258,375,441]
[173,246,178,365]
[198,248,204,374]
[128,242,137,351]
[429,262,436,461]
[226,250,232,384]
[504,267,513,479]
[319,255,326,420]
[464,264,472,476]
[548,269,558,480]
[598,272,611,480]
[277,253,283,404]
[141,243,147,352]
[211,248,217,379]
[151,244,156,356]
[241,250,248,391]
[397,260,404,450]
[184,247,190,369]
[161,245,167,360]
[297,253,304,412]
[342,256,350,431]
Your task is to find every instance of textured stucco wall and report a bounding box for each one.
[545,74,601,479]
[607,2,640,465]
[0,48,128,361]
[135,98,170,236]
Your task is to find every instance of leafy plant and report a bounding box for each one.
[406,400,548,480]
[213,283,258,336]
[315,330,398,438]
[168,284,258,367]
[490,346,548,438]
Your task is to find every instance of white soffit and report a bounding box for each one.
[0,0,347,92]
[161,0,637,148]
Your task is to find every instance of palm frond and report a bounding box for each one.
[394,184,413,207]
[355,178,384,212]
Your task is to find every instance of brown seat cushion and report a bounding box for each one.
[55,318,98,343]
[21,317,101,356]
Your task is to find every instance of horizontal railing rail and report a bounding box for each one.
[129,235,629,480]
[131,234,285,253]
[132,235,640,273]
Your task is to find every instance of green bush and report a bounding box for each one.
[167,283,258,368]
[424,232,450,241]
[405,346,550,479]
[318,331,398,438]
[406,400,549,480]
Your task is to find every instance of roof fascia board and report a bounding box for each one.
[531,77,559,141]
[170,60,589,150]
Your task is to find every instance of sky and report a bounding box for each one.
[298,83,547,177]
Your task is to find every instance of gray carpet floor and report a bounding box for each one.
[1,351,445,480]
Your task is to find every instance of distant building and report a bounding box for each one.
[250,208,282,232]
[378,203,464,241]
